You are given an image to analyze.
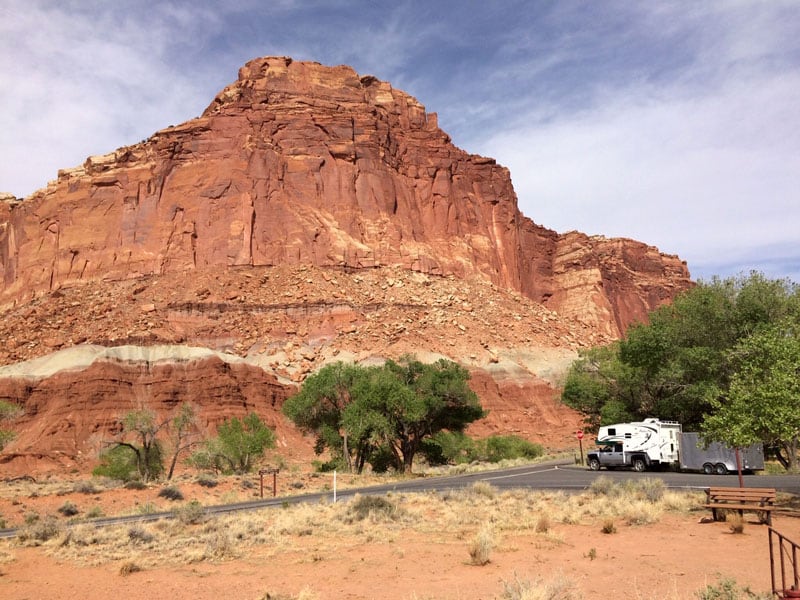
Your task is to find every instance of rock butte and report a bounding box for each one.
[0,57,692,474]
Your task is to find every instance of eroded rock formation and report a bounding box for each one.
[0,56,690,337]
[0,57,692,473]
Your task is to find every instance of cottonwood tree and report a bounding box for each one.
[108,408,166,482]
[282,362,370,472]
[381,357,486,473]
[703,322,800,470]
[562,272,799,430]
[284,357,486,474]
[165,402,201,480]
[102,402,201,482]
[0,400,22,451]
[191,413,275,474]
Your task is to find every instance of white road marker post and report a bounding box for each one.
[333,469,337,503]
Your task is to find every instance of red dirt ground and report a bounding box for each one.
[2,498,798,599]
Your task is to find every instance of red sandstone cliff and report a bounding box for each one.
[0,57,692,473]
[0,56,689,337]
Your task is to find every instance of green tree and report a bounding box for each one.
[283,362,373,472]
[562,272,799,431]
[284,358,486,474]
[380,357,486,473]
[703,322,800,470]
[0,400,21,451]
[202,412,275,473]
[107,409,165,482]
[165,403,200,480]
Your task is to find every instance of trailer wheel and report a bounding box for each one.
[632,458,646,472]
[702,463,714,475]
[588,458,601,471]
[714,463,728,475]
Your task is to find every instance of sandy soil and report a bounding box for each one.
[2,487,798,600]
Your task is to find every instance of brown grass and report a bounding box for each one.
[4,478,704,572]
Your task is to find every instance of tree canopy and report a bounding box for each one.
[561,272,800,468]
[0,400,21,451]
[283,357,486,473]
[190,412,275,474]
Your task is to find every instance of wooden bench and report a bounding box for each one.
[703,486,776,525]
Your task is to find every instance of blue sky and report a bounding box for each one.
[1,1,798,282]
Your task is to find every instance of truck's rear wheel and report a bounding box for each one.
[632,458,646,472]
[588,458,601,471]
[702,463,714,475]
[714,463,728,475]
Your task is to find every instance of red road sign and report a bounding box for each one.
[576,430,584,440]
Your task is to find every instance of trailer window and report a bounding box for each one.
[607,428,616,436]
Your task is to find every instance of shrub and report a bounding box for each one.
[119,561,142,576]
[484,434,544,463]
[93,445,140,482]
[158,485,184,501]
[136,502,157,515]
[176,500,206,525]
[637,477,666,503]
[346,495,399,522]
[501,573,579,600]
[124,480,147,490]
[727,512,745,534]
[468,524,495,566]
[588,475,616,496]
[18,516,62,543]
[696,576,770,599]
[128,525,155,544]
[73,480,99,495]
[57,501,79,517]
[420,431,478,465]
[601,519,617,534]
[85,506,103,519]
[196,475,218,488]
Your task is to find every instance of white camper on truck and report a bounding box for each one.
[586,418,766,473]
[587,418,681,472]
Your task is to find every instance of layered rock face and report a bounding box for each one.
[0,57,692,473]
[0,56,689,336]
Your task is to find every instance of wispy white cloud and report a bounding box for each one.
[475,2,800,281]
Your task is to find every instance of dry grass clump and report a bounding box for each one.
[158,485,184,501]
[726,512,746,534]
[342,494,403,524]
[17,516,62,545]
[535,514,551,534]
[500,572,579,600]
[601,518,617,534]
[175,500,206,525]
[128,525,155,544]
[468,523,495,565]
[259,588,319,600]
[118,560,142,576]
[469,480,497,499]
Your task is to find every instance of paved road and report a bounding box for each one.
[2,461,797,539]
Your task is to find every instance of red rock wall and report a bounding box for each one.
[0,57,691,336]
[0,356,295,475]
